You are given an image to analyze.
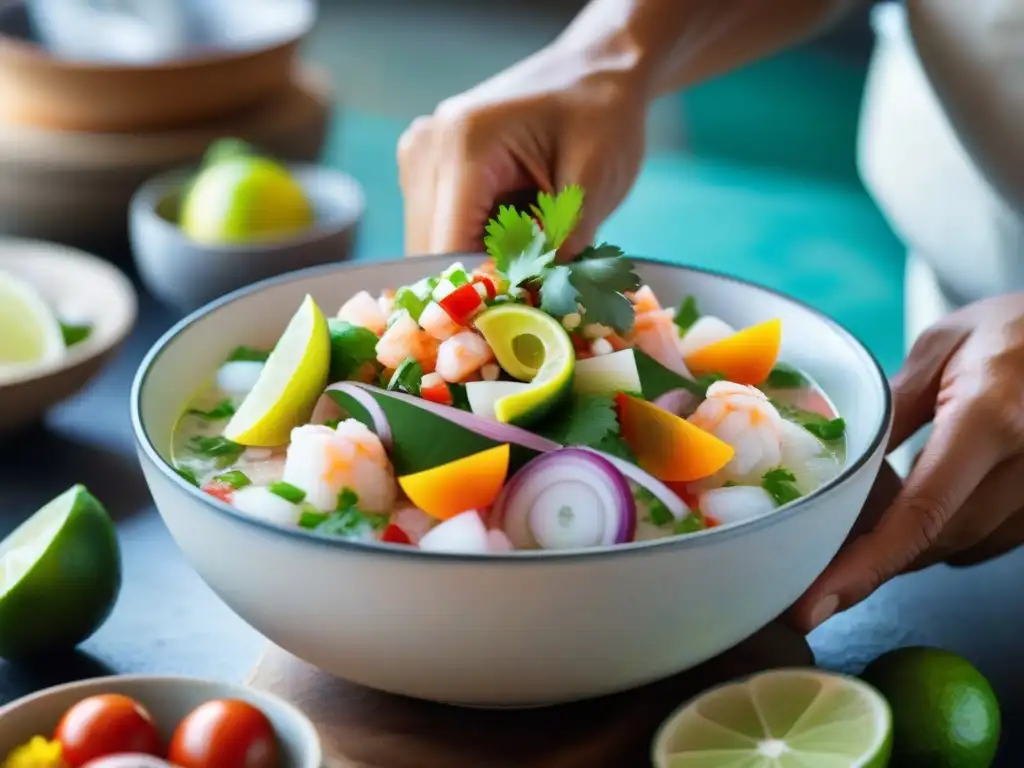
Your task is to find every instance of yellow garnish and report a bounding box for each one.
[2,736,66,768]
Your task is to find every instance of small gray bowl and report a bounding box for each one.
[0,675,322,767]
[129,164,364,313]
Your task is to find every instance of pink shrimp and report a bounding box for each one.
[435,331,495,382]
[418,301,461,341]
[629,285,662,314]
[632,308,691,377]
[337,290,388,336]
[376,314,439,372]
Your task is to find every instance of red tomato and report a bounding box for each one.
[438,283,483,325]
[169,699,278,768]
[82,755,173,768]
[420,381,452,406]
[201,482,234,504]
[381,523,412,545]
[55,694,162,767]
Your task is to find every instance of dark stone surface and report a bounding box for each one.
[0,275,1021,764]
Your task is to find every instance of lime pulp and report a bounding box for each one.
[0,270,66,371]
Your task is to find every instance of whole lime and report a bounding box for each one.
[179,155,314,245]
[0,485,121,658]
[861,646,1000,768]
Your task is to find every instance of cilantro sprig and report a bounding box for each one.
[482,186,641,333]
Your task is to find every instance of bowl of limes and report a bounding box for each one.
[0,238,137,435]
[129,139,365,314]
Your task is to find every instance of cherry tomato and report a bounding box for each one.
[169,699,278,768]
[55,694,162,767]
[82,755,174,768]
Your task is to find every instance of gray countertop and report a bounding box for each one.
[1,274,1021,764]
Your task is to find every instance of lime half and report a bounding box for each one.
[0,270,66,373]
[223,295,331,446]
[0,485,121,659]
[474,304,574,426]
[652,669,892,768]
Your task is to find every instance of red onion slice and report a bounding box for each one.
[348,382,562,454]
[491,448,636,550]
[580,448,688,521]
[653,388,700,418]
[315,383,393,450]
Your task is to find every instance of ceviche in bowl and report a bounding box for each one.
[131,187,891,706]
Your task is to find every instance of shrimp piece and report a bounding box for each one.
[418,301,461,341]
[435,331,495,383]
[632,309,691,377]
[698,486,777,526]
[282,420,398,513]
[688,381,784,484]
[629,285,662,314]
[678,316,736,359]
[337,290,387,336]
[376,313,439,372]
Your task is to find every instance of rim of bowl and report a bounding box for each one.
[130,164,366,255]
[130,254,893,564]
[0,673,322,763]
[0,238,139,387]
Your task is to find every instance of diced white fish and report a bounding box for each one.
[239,454,287,486]
[216,361,264,397]
[233,486,300,526]
[699,486,777,525]
[689,381,784,484]
[678,316,736,358]
[418,511,490,554]
[418,301,461,341]
[337,290,387,336]
[392,506,435,544]
[282,420,397,513]
[777,419,842,494]
[435,331,494,383]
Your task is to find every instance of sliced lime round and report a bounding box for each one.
[652,669,892,768]
[223,295,331,447]
[0,270,66,374]
[473,304,574,426]
[0,485,121,659]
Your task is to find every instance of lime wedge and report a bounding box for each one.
[0,485,121,659]
[652,669,892,768]
[474,304,574,426]
[223,295,331,446]
[0,270,66,373]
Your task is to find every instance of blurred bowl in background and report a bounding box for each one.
[0,0,314,132]
[130,164,364,314]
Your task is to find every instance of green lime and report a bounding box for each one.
[0,270,66,372]
[473,304,574,426]
[179,155,314,245]
[0,485,121,659]
[861,646,1000,767]
[652,669,892,767]
[223,295,331,447]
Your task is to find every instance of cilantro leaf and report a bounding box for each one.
[484,206,540,273]
[577,243,626,261]
[506,239,554,288]
[564,250,641,333]
[762,468,802,506]
[765,364,806,389]
[328,319,380,382]
[187,436,244,467]
[387,357,423,396]
[175,466,200,487]
[593,432,637,464]
[188,400,236,421]
[633,349,709,400]
[674,513,707,534]
[773,402,846,442]
[537,394,619,447]
[530,184,584,250]
[539,265,579,317]
[674,296,700,333]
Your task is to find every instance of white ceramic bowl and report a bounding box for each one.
[130,255,892,707]
[0,675,322,767]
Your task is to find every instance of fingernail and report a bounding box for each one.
[809,595,840,630]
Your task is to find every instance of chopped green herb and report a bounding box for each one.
[537,394,618,448]
[673,296,700,333]
[773,402,846,442]
[328,319,381,382]
[305,507,389,538]
[765,364,806,389]
[60,322,93,347]
[674,513,707,535]
[226,346,270,363]
[187,436,244,465]
[633,348,710,400]
[175,466,200,487]
[448,382,472,411]
[213,470,251,489]
[443,265,470,287]
[484,205,542,274]
[323,417,342,429]
[337,487,359,510]
[531,185,584,251]
[387,357,423,396]
[762,468,802,506]
[393,286,430,322]
[593,432,638,464]
[188,400,236,420]
[506,239,555,289]
[635,487,674,527]
[540,244,641,333]
[268,481,307,504]
[298,510,328,529]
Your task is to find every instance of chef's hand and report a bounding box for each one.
[790,292,1024,633]
[396,43,646,258]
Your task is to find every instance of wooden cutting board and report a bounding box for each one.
[248,623,813,768]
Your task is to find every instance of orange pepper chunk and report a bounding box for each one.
[617,394,734,482]
[398,444,510,521]
[684,318,782,386]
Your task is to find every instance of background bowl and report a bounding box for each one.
[0,675,321,767]
[131,255,891,707]
[0,0,313,132]
[0,238,137,436]
[130,164,364,314]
